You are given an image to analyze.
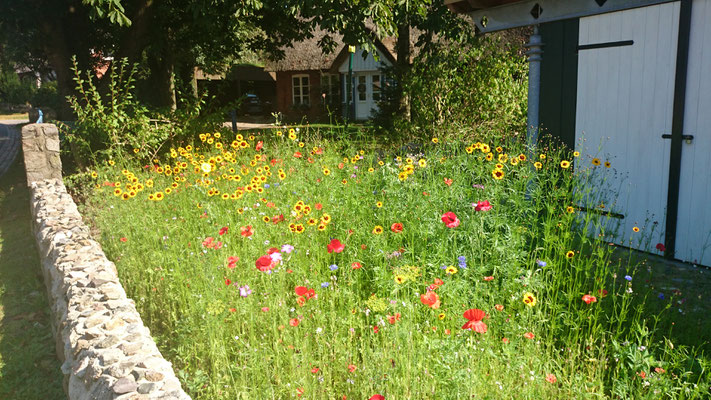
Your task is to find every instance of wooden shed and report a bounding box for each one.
[447,0,711,266]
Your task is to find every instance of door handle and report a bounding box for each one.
[662,134,694,144]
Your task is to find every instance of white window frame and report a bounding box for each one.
[292,74,310,106]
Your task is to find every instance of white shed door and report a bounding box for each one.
[354,72,382,120]
[575,2,679,253]
[676,0,711,266]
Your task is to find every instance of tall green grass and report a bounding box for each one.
[80,127,710,399]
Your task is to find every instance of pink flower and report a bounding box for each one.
[255,255,274,272]
[441,212,460,228]
[546,374,557,383]
[474,200,492,211]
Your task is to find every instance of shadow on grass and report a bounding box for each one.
[0,129,65,399]
[609,246,711,350]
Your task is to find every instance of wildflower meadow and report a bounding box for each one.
[81,127,711,399]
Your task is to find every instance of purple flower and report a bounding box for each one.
[536,259,547,267]
[239,285,252,297]
[473,184,485,189]
[281,244,295,254]
[625,275,632,281]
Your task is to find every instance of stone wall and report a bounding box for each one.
[21,123,191,400]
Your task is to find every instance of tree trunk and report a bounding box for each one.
[396,14,411,121]
[38,20,75,119]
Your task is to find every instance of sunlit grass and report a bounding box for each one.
[80,127,711,399]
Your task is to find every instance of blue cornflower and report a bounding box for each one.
[536,259,547,267]
[458,256,466,263]
[329,264,338,271]
[321,282,330,288]
[625,275,632,281]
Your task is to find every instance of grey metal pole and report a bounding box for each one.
[525,25,543,152]
[525,25,543,201]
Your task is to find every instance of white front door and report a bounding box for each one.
[575,2,679,253]
[354,72,382,120]
[676,0,711,266]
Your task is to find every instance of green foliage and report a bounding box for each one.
[0,70,35,105]
[81,128,711,399]
[378,34,528,142]
[64,57,170,166]
[31,81,60,110]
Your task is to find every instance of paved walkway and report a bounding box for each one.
[0,122,24,179]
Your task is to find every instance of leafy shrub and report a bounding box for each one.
[375,34,528,143]
[0,69,36,104]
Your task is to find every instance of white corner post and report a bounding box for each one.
[525,25,543,152]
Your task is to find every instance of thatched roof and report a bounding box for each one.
[265,28,345,72]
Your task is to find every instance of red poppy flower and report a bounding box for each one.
[370,395,385,400]
[267,247,280,255]
[441,212,460,228]
[120,237,127,242]
[347,364,356,373]
[229,308,236,312]
[296,296,306,307]
[461,309,487,333]
[483,276,494,281]
[295,286,308,296]
[444,177,453,186]
[202,237,215,248]
[502,337,509,344]
[289,318,300,327]
[227,256,239,269]
[351,262,362,269]
[293,151,303,158]
[240,225,253,237]
[387,313,401,324]
[327,239,345,253]
[255,255,273,272]
[261,307,269,312]
[582,294,597,304]
[373,325,379,333]
[224,278,232,286]
[656,243,666,252]
[390,223,403,233]
[255,141,263,151]
[475,200,492,211]
[546,374,557,383]
[420,291,441,309]
[219,226,229,235]
[315,203,323,210]
[305,289,316,300]
[311,367,320,374]
[524,332,535,339]
[598,289,608,297]
[434,278,444,286]
[495,304,504,311]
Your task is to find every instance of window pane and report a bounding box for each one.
[302,86,309,96]
[293,77,300,86]
[302,76,309,86]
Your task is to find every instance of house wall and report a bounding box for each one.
[275,70,335,122]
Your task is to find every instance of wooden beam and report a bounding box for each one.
[449,0,677,33]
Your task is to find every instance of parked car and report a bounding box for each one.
[242,94,263,115]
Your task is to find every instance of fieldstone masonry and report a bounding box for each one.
[21,123,191,400]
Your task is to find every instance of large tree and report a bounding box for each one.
[0,0,309,117]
